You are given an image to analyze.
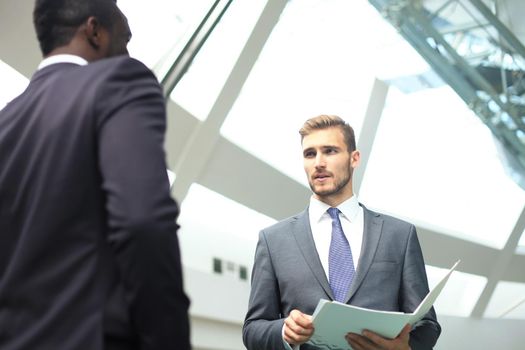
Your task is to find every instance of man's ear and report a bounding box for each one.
[350,150,361,169]
[84,16,104,49]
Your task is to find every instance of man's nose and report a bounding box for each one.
[314,154,326,168]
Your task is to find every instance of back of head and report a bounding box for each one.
[299,114,357,152]
[33,0,118,56]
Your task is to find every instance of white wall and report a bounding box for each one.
[185,267,247,350]
[436,315,525,350]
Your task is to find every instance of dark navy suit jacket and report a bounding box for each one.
[0,56,190,349]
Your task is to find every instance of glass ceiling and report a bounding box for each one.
[360,85,525,249]
[219,0,525,250]
[221,0,391,185]
[118,0,216,72]
[170,0,267,121]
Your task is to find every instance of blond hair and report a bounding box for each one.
[299,114,356,152]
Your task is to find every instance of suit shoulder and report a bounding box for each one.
[88,55,148,70]
[83,56,157,83]
[363,205,414,229]
[260,210,306,236]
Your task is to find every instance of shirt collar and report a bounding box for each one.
[309,195,360,223]
[38,54,88,70]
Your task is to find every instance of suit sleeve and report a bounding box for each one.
[95,57,190,349]
[402,225,441,350]
[243,230,288,350]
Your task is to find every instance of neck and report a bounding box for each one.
[315,191,354,208]
[45,44,97,62]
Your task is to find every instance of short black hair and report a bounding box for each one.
[33,0,118,55]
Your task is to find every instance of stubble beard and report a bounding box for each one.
[309,168,352,198]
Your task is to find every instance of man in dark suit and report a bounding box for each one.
[243,115,440,350]
[0,0,190,349]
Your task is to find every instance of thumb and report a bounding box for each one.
[398,323,411,339]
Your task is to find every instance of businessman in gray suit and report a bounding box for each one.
[0,0,189,349]
[243,115,440,350]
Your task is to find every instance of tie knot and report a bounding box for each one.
[327,207,339,220]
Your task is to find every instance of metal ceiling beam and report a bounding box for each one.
[468,0,525,58]
[354,79,389,194]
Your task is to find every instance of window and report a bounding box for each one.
[212,257,222,274]
[239,265,248,281]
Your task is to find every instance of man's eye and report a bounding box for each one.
[304,151,315,158]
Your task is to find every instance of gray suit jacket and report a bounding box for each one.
[243,204,440,350]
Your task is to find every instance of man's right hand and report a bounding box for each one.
[283,309,314,345]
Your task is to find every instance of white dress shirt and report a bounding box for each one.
[308,195,364,277]
[38,54,88,70]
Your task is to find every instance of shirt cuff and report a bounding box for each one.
[282,323,299,350]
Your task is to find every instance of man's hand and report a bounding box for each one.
[346,323,411,350]
[283,309,314,345]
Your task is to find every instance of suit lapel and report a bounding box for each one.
[292,209,334,300]
[345,205,383,303]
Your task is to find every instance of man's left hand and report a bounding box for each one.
[345,323,411,350]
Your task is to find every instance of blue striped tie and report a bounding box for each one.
[327,207,355,302]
